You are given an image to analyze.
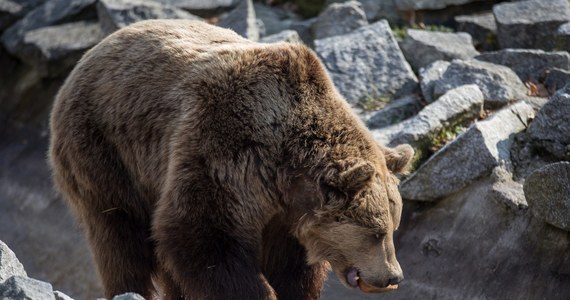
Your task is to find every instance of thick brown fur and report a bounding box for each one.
[49,20,413,300]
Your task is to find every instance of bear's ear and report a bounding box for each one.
[325,158,375,191]
[383,144,414,174]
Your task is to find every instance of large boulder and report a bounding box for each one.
[493,0,570,50]
[526,86,570,161]
[217,0,259,41]
[432,59,527,107]
[97,0,201,35]
[454,12,497,51]
[0,0,44,31]
[0,276,55,300]
[396,0,486,10]
[0,241,26,282]
[475,49,570,82]
[524,162,570,231]
[326,0,400,23]
[419,60,450,103]
[260,30,301,44]
[400,102,535,201]
[556,22,570,52]
[400,29,479,70]
[313,0,368,39]
[544,68,570,93]
[314,20,418,104]
[154,0,238,17]
[366,96,422,129]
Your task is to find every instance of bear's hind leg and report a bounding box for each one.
[261,217,329,300]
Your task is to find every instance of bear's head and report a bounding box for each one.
[286,144,413,293]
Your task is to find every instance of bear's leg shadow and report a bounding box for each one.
[51,129,157,299]
[152,168,277,300]
[261,217,329,300]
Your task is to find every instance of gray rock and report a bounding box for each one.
[97,0,201,36]
[0,241,26,282]
[18,21,104,77]
[475,49,570,82]
[0,276,55,300]
[455,12,497,51]
[433,59,527,107]
[371,121,407,146]
[53,290,74,300]
[524,162,570,231]
[544,68,570,93]
[112,292,145,300]
[1,0,97,57]
[313,1,368,40]
[260,30,301,44]
[154,0,237,18]
[366,96,422,129]
[526,86,570,160]
[0,0,44,31]
[419,60,450,103]
[286,18,315,47]
[556,22,570,51]
[389,85,484,151]
[400,102,535,201]
[314,20,418,104]
[400,29,479,70]
[489,165,527,212]
[396,0,484,10]
[217,0,259,41]
[493,0,570,50]
[253,3,292,37]
[326,0,400,23]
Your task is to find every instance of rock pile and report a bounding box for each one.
[1,0,570,299]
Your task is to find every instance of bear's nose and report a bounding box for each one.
[388,275,403,285]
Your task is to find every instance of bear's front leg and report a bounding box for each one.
[153,169,276,300]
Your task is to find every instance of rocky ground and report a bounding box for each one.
[1,0,570,299]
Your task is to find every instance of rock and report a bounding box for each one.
[544,68,570,93]
[419,60,450,103]
[54,290,74,300]
[97,0,201,36]
[0,276,55,300]
[400,102,535,201]
[1,0,97,57]
[432,59,527,108]
[112,292,145,300]
[326,0,400,23]
[314,20,418,104]
[400,29,479,70]
[0,0,44,31]
[524,162,570,231]
[154,0,237,18]
[396,0,484,10]
[217,0,259,41]
[366,96,422,129]
[286,18,315,46]
[454,12,497,51]
[313,1,368,39]
[260,30,301,44]
[526,86,570,161]
[493,0,570,50]
[0,241,26,282]
[253,3,292,37]
[489,165,527,212]
[389,85,484,152]
[475,49,570,82]
[18,21,104,77]
[556,22,570,51]
[371,121,407,146]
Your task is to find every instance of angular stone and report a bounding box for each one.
[489,165,527,212]
[0,241,26,282]
[396,0,483,10]
[524,162,570,231]
[326,0,399,23]
[526,86,570,160]
[286,18,315,46]
[260,30,301,44]
[455,12,497,51]
[400,29,479,70]
[389,85,484,151]
[493,0,570,50]
[253,3,291,37]
[0,0,44,31]
[19,21,104,77]
[314,20,418,104]
[154,0,237,18]
[400,102,535,201]
[419,60,450,103]
[97,0,201,36]
[556,22,570,51]
[54,290,74,300]
[112,293,145,300]
[0,276,55,300]
[475,49,570,82]
[217,0,259,41]
[366,96,422,129]
[313,1,368,39]
[433,59,527,107]
[1,0,96,56]
[544,68,570,93]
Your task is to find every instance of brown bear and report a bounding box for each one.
[49,20,413,300]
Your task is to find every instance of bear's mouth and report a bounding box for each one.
[345,267,399,293]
